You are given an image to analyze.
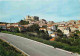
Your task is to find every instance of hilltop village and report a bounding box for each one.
[0,15,80,41]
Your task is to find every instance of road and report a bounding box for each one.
[0,33,77,56]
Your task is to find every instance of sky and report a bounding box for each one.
[0,0,80,23]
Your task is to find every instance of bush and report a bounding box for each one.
[19,20,29,25]
[27,24,40,32]
[0,39,25,56]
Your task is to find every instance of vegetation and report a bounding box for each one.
[0,22,8,24]
[56,29,63,37]
[10,27,19,33]
[38,31,52,40]
[19,20,29,25]
[42,25,47,28]
[0,39,27,56]
[27,24,40,32]
[1,30,80,54]
[0,27,2,32]
[26,24,51,40]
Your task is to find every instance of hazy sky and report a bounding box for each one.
[0,0,80,23]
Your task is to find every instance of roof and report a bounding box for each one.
[21,25,28,27]
[0,24,6,26]
[47,25,54,27]
[58,26,69,27]
[75,26,79,28]
[77,24,80,25]
[47,29,52,31]
[7,26,14,28]
[78,20,80,22]
[12,23,19,25]
[50,38,55,41]
[50,33,55,35]
[40,28,46,30]
[7,26,22,28]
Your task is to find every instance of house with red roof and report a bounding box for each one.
[0,24,7,30]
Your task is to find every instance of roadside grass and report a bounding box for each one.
[1,31,80,54]
[0,39,27,56]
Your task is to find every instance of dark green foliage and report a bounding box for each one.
[56,29,63,37]
[19,20,29,25]
[14,27,20,33]
[38,32,51,40]
[10,27,19,33]
[42,25,47,28]
[75,30,80,34]
[55,25,58,30]
[27,24,40,32]
[37,31,51,40]
[0,27,2,32]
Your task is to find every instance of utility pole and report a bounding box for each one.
[10,18,11,27]
[10,18,11,31]
[10,18,11,24]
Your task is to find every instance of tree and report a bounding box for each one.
[56,29,63,37]
[10,27,19,33]
[0,27,2,32]
[55,25,58,30]
[27,24,40,32]
[19,20,29,25]
[75,30,80,34]
[14,27,19,33]
[42,25,47,28]
[38,31,51,40]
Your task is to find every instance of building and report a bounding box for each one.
[58,24,65,27]
[63,27,70,36]
[47,29,54,35]
[76,20,80,24]
[38,19,47,27]
[58,26,65,32]
[6,23,24,31]
[39,19,47,24]
[49,32,57,41]
[11,23,21,27]
[39,28,47,31]
[47,25,57,31]
[50,38,55,41]
[58,26,70,36]
[24,15,39,22]
[68,20,76,24]
[0,24,6,30]
[57,21,67,25]
[77,24,80,31]
[7,24,11,27]
[69,25,79,32]
[47,21,54,25]
[50,33,56,37]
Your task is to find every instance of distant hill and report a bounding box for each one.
[0,22,8,24]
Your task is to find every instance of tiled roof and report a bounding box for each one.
[50,38,55,41]
[0,24,6,26]
[40,28,46,30]
[47,25,54,27]
[12,23,18,25]
[75,26,79,28]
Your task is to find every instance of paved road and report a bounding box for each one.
[0,33,77,56]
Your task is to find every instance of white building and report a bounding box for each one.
[47,25,57,31]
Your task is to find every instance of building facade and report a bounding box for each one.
[24,16,39,22]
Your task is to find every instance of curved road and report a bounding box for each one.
[0,33,77,56]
